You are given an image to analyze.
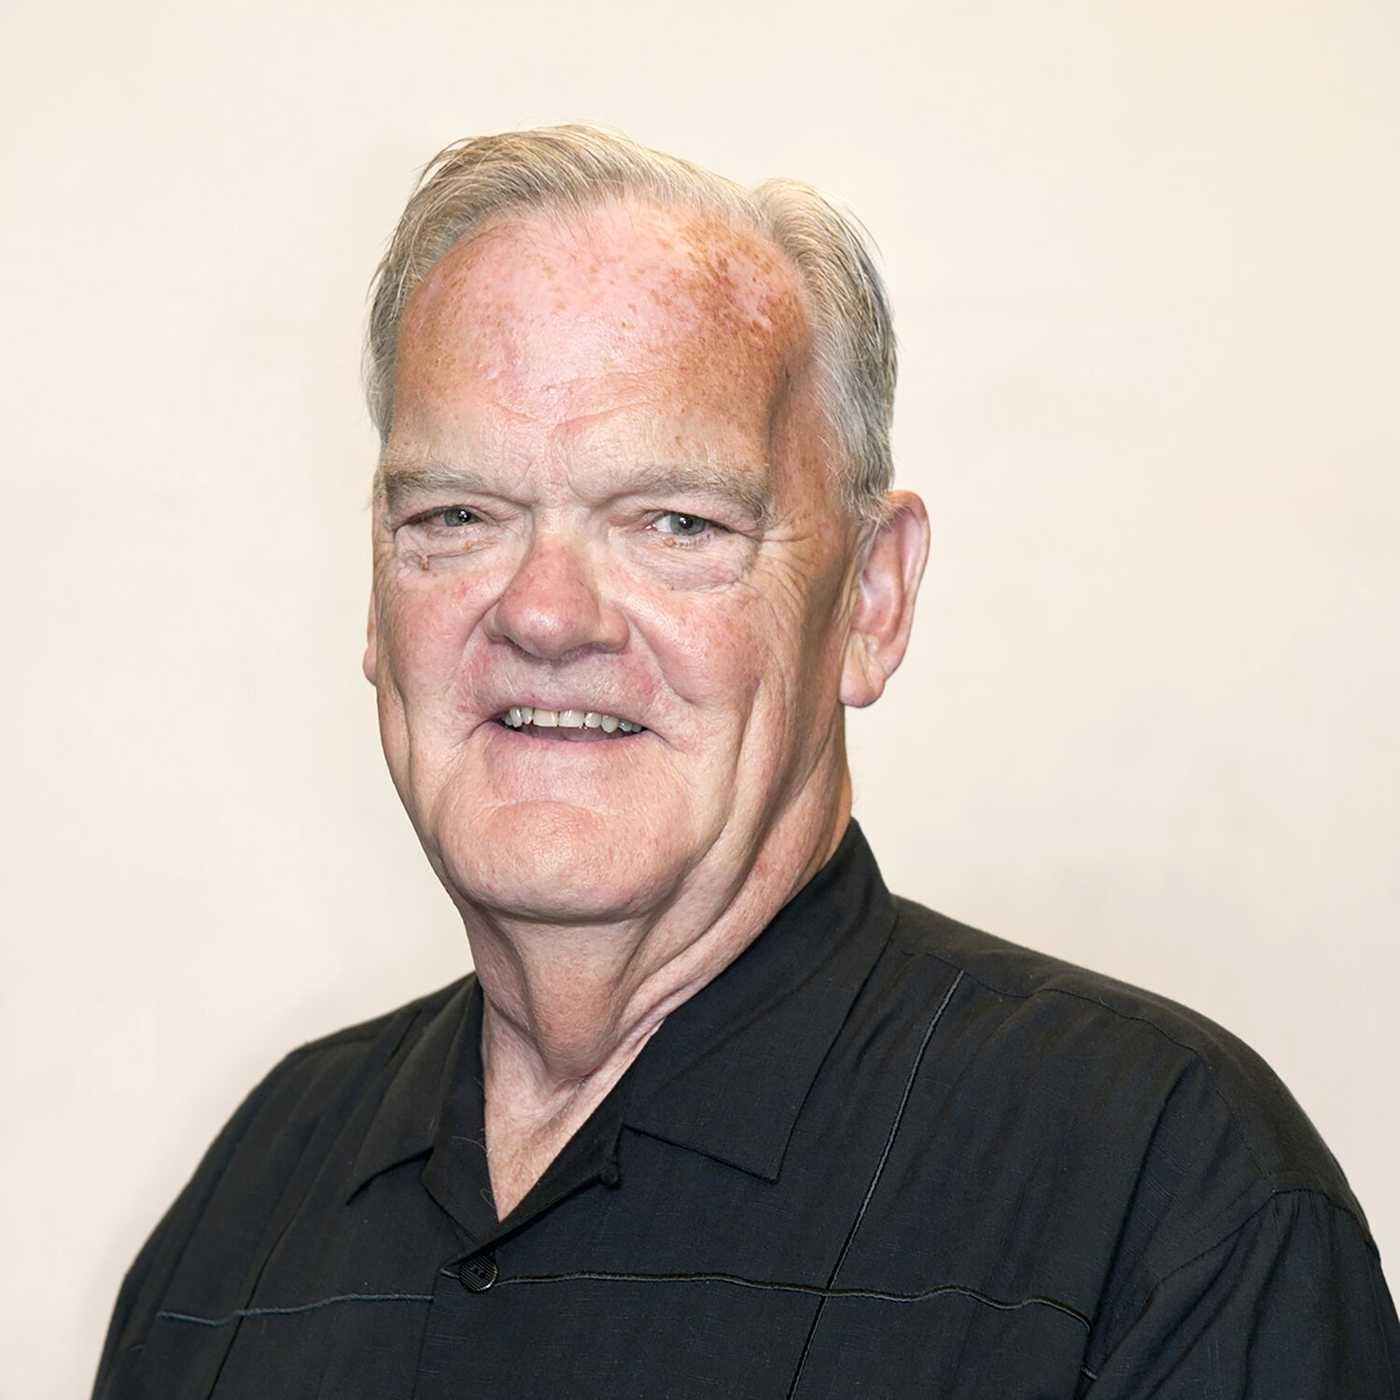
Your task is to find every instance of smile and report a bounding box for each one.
[495,706,647,738]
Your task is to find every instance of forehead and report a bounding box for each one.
[392,198,810,431]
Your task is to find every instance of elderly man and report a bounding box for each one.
[95,128,1397,1398]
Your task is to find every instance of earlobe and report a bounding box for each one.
[838,491,931,710]
[362,598,379,687]
[839,631,886,710]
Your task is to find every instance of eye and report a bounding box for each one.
[652,511,717,542]
[436,507,479,528]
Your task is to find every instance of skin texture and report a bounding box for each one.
[364,198,930,1217]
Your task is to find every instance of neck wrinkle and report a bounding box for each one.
[468,766,852,1114]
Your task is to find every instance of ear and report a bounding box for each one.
[362,594,379,687]
[839,491,931,709]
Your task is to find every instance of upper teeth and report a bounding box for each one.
[500,706,645,734]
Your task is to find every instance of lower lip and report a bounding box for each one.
[486,721,651,751]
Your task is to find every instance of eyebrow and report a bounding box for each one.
[375,459,776,530]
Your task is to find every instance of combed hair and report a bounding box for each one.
[365,125,897,529]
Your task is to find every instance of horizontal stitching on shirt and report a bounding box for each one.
[156,1292,434,1328]
[495,1269,1090,1330]
[787,964,967,1398]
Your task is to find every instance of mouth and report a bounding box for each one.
[493,706,648,743]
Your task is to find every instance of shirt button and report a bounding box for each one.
[457,1252,498,1293]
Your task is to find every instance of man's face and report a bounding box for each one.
[366,200,862,924]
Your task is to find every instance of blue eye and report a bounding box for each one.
[438,507,478,528]
[655,511,712,539]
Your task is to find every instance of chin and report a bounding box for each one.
[437,800,684,923]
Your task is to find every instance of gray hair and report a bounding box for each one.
[365,125,897,529]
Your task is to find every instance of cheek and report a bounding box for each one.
[378,574,487,697]
[638,585,786,730]
[714,557,849,746]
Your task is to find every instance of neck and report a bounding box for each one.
[463,767,853,1118]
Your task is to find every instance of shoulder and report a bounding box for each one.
[864,898,1400,1392]
[277,974,471,1078]
[887,895,1369,1242]
[175,972,473,1213]
[95,976,475,1381]
[228,975,470,1126]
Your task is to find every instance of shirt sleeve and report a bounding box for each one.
[1079,1189,1400,1398]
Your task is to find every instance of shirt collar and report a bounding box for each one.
[344,978,475,1203]
[344,818,896,1203]
[620,817,897,1180]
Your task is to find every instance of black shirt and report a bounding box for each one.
[95,820,1399,1398]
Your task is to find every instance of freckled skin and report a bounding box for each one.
[361,197,926,1212]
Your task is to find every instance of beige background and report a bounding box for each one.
[3,0,1397,1392]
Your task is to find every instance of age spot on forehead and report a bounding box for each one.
[393,198,813,444]
[637,211,809,398]
[541,202,802,345]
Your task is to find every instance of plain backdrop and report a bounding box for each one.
[2,0,1397,1392]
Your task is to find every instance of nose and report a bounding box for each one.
[484,528,628,661]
